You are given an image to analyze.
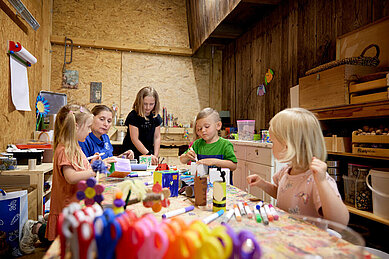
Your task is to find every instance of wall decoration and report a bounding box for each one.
[90,82,102,103]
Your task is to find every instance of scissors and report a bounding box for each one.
[60,203,81,259]
[116,211,143,259]
[94,208,122,259]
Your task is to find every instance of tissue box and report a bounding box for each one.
[153,169,179,197]
[139,155,152,166]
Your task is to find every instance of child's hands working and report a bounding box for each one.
[184,149,197,161]
[151,155,159,165]
[310,157,327,182]
[247,174,264,187]
[196,158,217,166]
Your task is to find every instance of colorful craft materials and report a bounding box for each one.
[87,152,105,160]
[162,205,194,219]
[153,169,179,197]
[129,171,152,177]
[260,207,269,225]
[194,174,207,206]
[76,178,104,206]
[264,204,274,222]
[142,182,171,212]
[254,207,262,223]
[113,192,125,215]
[202,210,224,224]
[269,204,279,220]
[156,163,169,171]
[213,181,226,212]
[244,202,253,219]
[139,155,152,166]
[238,202,246,215]
[130,164,147,171]
[233,204,242,222]
[91,159,108,182]
[255,201,264,210]
[221,208,235,224]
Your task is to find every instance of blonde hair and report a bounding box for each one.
[54,104,93,169]
[269,108,326,170]
[132,87,160,118]
[194,108,221,139]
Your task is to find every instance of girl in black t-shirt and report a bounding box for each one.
[122,87,162,164]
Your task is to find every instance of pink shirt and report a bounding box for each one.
[273,165,341,218]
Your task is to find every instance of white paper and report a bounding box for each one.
[10,55,31,111]
[14,46,37,64]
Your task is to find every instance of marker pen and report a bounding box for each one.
[202,210,224,224]
[129,172,152,177]
[221,208,234,224]
[253,207,262,223]
[264,204,274,222]
[162,206,194,219]
[244,202,253,219]
[87,152,105,160]
[233,204,242,222]
[269,204,279,220]
[238,202,246,215]
[260,207,269,225]
[256,201,263,210]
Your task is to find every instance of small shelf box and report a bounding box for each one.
[352,132,389,157]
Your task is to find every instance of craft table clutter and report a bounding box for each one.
[43,166,367,259]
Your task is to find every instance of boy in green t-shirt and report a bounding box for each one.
[180,108,237,171]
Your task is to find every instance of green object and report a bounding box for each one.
[253,134,260,141]
[256,212,262,223]
[109,162,115,175]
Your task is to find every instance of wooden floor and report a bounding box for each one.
[19,243,48,259]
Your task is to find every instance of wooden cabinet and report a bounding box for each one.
[231,140,284,204]
[311,100,389,226]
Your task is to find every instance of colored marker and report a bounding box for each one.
[260,207,269,225]
[87,153,105,160]
[238,202,246,215]
[244,202,253,219]
[256,201,263,210]
[253,207,262,223]
[221,208,235,224]
[144,182,152,186]
[264,204,274,222]
[129,172,152,177]
[162,206,194,219]
[202,210,224,224]
[269,205,279,220]
[233,204,242,222]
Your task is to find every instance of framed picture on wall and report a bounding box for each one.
[90,82,102,103]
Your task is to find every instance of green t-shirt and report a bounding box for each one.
[186,137,237,163]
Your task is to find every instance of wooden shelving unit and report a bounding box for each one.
[346,205,389,226]
[328,151,389,161]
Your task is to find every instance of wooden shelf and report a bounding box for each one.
[44,187,51,196]
[311,100,389,120]
[327,151,389,160]
[346,205,389,226]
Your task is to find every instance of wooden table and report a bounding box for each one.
[43,171,368,258]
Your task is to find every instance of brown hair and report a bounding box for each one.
[91,105,113,116]
[54,104,92,169]
[132,87,160,118]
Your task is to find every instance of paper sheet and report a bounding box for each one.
[10,55,31,111]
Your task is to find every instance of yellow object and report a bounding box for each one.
[115,191,123,200]
[213,181,226,212]
[85,187,95,199]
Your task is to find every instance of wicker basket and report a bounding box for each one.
[305,44,380,76]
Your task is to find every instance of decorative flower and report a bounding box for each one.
[143,182,170,212]
[36,95,50,117]
[113,191,125,215]
[76,178,105,206]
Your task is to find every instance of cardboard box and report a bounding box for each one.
[325,135,351,153]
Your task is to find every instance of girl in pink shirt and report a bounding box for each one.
[247,108,349,225]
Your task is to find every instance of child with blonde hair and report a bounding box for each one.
[20,104,96,254]
[247,108,349,225]
[122,87,162,165]
[180,108,237,171]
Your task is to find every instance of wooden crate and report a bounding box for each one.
[299,65,377,110]
[352,145,389,157]
[349,73,389,104]
[324,135,351,153]
[352,132,389,144]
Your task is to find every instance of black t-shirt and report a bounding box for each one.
[122,110,162,159]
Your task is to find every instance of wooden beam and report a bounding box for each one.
[210,24,244,39]
[50,35,193,57]
[241,0,281,5]
[0,0,28,34]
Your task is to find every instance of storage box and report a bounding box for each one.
[343,175,372,210]
[237,120,255,140]
[352,146,389,158]
[299,65,377,110]
[9,150,44,165]
[153,169,179,197]
[324,135,351,152]
[349,73,389,104]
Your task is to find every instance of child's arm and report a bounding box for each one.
[247,175,278,198]
[128,125,149,154]
[180,149,196,164]
[310,157,349,225]
[63,165,96,185]
[152,126,161,165]
[197,158,237,171]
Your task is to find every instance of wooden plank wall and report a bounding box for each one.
[0,0,51,150]
[222,0,389,131]
[186,0,240,52]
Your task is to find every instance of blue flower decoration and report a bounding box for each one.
[36,95,50,116]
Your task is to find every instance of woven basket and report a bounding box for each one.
[305,44,380,76]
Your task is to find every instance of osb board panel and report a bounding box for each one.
[0,0,49,150]
[52,0,189,48]
[50,45,121,111]
[121,52,210,125]
[337,17,389,68]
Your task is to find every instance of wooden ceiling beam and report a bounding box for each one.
[241,0,281,5]
[210,24,244,39]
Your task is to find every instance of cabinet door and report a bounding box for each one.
[246,146,273,166]
[233,144,246,160]
[246,161,272,203]
[233,160,247,191]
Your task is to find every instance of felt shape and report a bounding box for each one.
[76,178,105,206]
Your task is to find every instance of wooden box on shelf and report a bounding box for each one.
[324,135,351,153]
[352,131,389,157]
[299,64,377,110]
[349,73,389,104]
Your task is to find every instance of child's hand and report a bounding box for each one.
[90,152,101,164]
[310,157,327,182]
[103,157,117,164]
[247,175,263,187]
[151,155,159,165]
[185,149,197,161]
[197,158,217,166]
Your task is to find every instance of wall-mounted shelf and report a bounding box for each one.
[328,152,389,161]
[346,205,389,226]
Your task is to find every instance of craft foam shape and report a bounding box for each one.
[153,169,179,197]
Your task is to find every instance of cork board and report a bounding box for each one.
[121,52,210,125]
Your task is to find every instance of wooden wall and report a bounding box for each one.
[50,0,222,126]
[186,0,240,52]
[222,0,389,131]
[0,0,51,150]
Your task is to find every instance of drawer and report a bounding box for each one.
[246,146,273,166]
[233,144,246,160]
